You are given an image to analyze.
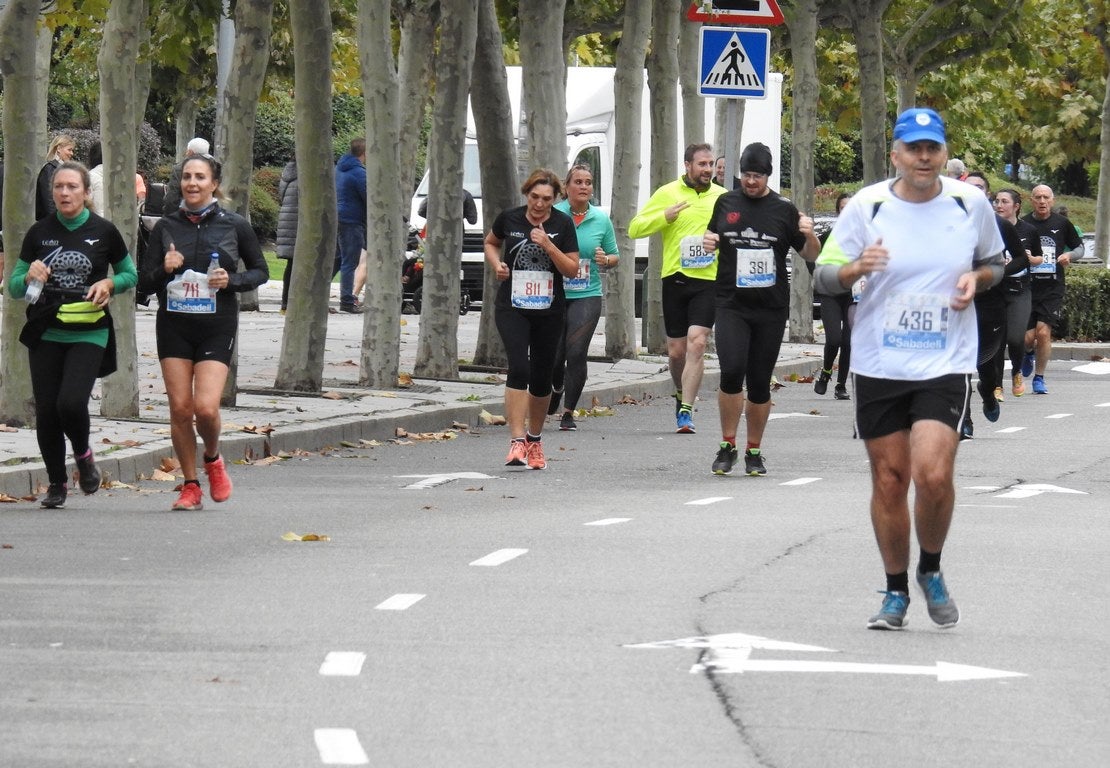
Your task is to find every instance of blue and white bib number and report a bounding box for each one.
[735,248,775,288]
[511,270,554,309]
[680,236,714,270]
[166,269,216,314]
[563,259,591,292]
[1031,242,1056,275]
[851,276,867,303]
[883,292,948,351]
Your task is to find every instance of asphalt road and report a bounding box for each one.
[2,362,1108,767]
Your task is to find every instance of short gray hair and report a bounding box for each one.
[186,137,210,156]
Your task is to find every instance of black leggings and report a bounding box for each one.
[818,293,852,384]
[715,306,786,403]
[28,341,104,485]
[495,307,564,396]
[551,296,602,411]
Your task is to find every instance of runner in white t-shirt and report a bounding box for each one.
[814,108,1004,632]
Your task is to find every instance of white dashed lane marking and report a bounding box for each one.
[319,652,367,677]
[1045,413,1073,419]
[375,593,426,611]
[779,477,821,486]
[686,497,732,506]
[584,518,632,526]
[314,728,369,765]
[996,427,1026,433]
[469,548,528,566]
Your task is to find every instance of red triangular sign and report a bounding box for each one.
[686,0,784,26]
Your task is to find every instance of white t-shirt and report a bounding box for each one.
[819,177,1003,380]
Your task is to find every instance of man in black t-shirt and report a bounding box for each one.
[1020,184,1083,394]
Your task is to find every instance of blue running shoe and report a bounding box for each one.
[916,570,960,628]
[676,410,695,434]
[1020,351,1035,378]
[867,590,909,630]
[1032,375,1048,395]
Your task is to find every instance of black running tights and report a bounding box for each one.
[28,341,103,485]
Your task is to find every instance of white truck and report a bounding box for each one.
[410,66,784,308]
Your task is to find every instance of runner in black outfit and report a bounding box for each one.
[702,143,820,476]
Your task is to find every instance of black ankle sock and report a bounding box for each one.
[918,549,942,574]
[886,571,909,594]
[525,433,542,443]
[183,479,201,488]
[203,453,220,464]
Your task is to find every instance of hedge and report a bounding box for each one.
[1061,266,1110,341]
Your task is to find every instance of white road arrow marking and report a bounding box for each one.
[397,472,497,489]
[627,632,1026,683]
[624,632,834,653]
[695,648,1026,682]
[1072,361,1110,375]
[994,483,1087,499]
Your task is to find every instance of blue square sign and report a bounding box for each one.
[698,26,771,99]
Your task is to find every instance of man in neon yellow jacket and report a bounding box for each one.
[630,142,726,433]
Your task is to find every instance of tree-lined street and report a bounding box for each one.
[3,363,1108,766]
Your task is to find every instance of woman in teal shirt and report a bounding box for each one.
[11,161,137,508]
[550,164,619,431]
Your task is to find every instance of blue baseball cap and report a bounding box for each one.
[893,108,946,145]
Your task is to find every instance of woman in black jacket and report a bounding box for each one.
[275,160,298,312]
[141,154,268,511]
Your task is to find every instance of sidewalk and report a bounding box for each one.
[3,281,1105,498]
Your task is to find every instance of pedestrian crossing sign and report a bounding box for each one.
[698,26,771,99]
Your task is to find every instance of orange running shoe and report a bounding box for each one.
[204,455,233,502]
[505,440,527,466]
[172,481,204,511]
[526,440,547,470]
[1012,374,1025,397]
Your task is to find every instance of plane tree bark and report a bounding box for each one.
[413,0,477,379]
[274,0,336,391]
[358,0,405,387]
[604,0,652,359]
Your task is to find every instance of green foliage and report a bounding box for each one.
[252,95,297,167]
[249,173,281,242]
[1062,266,1110,341]
[814,132,858,185]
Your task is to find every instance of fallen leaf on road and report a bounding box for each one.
[248,455,284,467]
[357,439,382,447]
[0,493,20,503]
[160,457,181,472]
[398,372,414,387]
[465,486,484,492]
[101,438,144,447]
[150,469,177,482]
[479,409,506,425]
[0,423,18,433]
[281,532,330,542]
[395,427,408,438]
[322,391,345,400]
[2,544,12,549]
[339,359,358,366]
[377,392,398,398]
[452,421,469,431]
[616,394,640,405]
[240,423,275,435]
[277,449,315,458]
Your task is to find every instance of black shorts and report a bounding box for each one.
[1029,281,1064,330]
[156,312,237,365]
[853,373,971,440]
[661,272,715,339]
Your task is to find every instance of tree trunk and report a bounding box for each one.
[471,0,513,368]
[97,0,148,419]
[175,93,199,158]
[786,0,819,343]
[274,0,336,391]
[604,0,652,359]
[357,0,404,388]
[851,4,889,184]
[396,1,439,199]
[518,0,567,172]
[893,64,919,114]
[212,0,274,403]
[678,15,703,146]
[0,0,45,426]
[414,0,478,380]
[643,0,681,354]
[1095,33,1110,267]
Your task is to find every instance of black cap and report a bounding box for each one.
[739,142,773,176]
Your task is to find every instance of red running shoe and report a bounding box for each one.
[204,455,233,502]
[172,481,204,511]
[526,440,547,470]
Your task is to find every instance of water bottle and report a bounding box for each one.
[207,252,220,278]
[24,278,44,304]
